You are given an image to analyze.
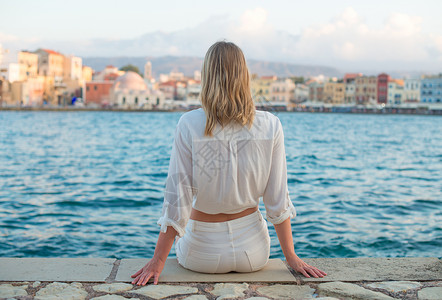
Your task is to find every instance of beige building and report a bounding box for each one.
[64,55,82,80]
[403,78,420,102]
[307,80,325,102]
[0,50,39,83]
[388,79,404,105]
[35,48,64,78]
[324,81,345,104]
[17,51,39,80]
[270,78,295,104]
[11,76,45,106]
[82,66,93,82]
[251,75,276,104]
[355,76,377,105]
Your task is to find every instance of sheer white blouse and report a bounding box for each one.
[157,108,296,237]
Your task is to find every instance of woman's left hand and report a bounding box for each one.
[131,257,166,285]
[287,255,327,278]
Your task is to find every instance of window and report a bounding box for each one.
[94,85,97,91]
[135,97,138,104]
[123,97,126,104]
[86,86,89,91]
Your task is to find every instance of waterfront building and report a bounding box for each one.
[403,78,420,102]
[355,76,377,105]
[251,75,276,104]
[293,84,309,103]
[158,80,176,100]
[344,73,362,104]
[93,65,123,81]
[270,78,295,104]
[420,75,442,104]
[324,81,345,104]
[307,80,325,102]
[169,71,184,81]
[186,79,201,102]
[11,76,45,106]
[111,71,164,109]
[63,55,82,81]
[387,79,404,105]
[34,49,64,78]
[0,50,39,83]
[82,66,93,82]
[377,73,390,104]
[85,81,114,106]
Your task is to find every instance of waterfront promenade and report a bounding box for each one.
[1,257,441,299]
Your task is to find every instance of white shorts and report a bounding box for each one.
[175,210,270,273]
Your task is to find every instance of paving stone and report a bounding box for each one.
[211,283,249,299]
[129,285,198,299]
[116,258,296,282]
[245,297,270,300]
[35,282,88,300]
[367,280,422,292]
[0,257,115,282]
[0,284,28,298]
[90,295,140,300]
[301,257,442,282]
[317,281,394,299]
[182,296,209,300]
[33,281,41,288]
[93,283,133,293]
[315,298,340,300]
[257,284,315,299]
[418,286,442,300]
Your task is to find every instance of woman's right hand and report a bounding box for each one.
[131,257,166,285]
[287,255,327,278]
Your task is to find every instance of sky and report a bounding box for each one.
[1,0,442,73]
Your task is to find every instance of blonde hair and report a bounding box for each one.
[200,41,255,136]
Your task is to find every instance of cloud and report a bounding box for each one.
[1,7,441,72]
[291,7,441,70]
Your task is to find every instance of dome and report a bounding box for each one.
[113,71,147,91]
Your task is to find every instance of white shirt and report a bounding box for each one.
[157,108,296,237]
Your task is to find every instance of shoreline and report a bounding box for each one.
[1,257,441,299]
[1,106,441,116]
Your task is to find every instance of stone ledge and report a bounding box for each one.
[300,257,442,282]
[0,258,115,282]
[0,257,441,283]
[116,258,297,283]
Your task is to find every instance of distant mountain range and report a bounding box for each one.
[82,56,342,78]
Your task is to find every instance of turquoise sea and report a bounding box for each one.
[0,111,441,258]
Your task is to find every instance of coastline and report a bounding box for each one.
[1,106,442,115]
[1,257,441,299]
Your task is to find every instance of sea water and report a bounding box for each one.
[0,111,440,258]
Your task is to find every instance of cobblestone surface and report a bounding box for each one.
[0,280,441,299]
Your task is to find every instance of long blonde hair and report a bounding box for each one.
[200,41,255,136]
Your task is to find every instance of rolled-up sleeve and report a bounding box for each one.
[157,118,194,237]
[262,118,296,224]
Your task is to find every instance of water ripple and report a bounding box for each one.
[0,111,441,258]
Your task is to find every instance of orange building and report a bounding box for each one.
[85,81,113,106]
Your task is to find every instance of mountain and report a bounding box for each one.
[82,56,342,78]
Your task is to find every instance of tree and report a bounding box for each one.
[119,64,141,76]
[290,76,305,84]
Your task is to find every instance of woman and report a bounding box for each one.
[131,41,326,285]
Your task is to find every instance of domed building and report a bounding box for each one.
[110,71,164,109]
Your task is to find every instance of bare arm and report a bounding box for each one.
[274,218,327,278]
[131,226,177,285]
